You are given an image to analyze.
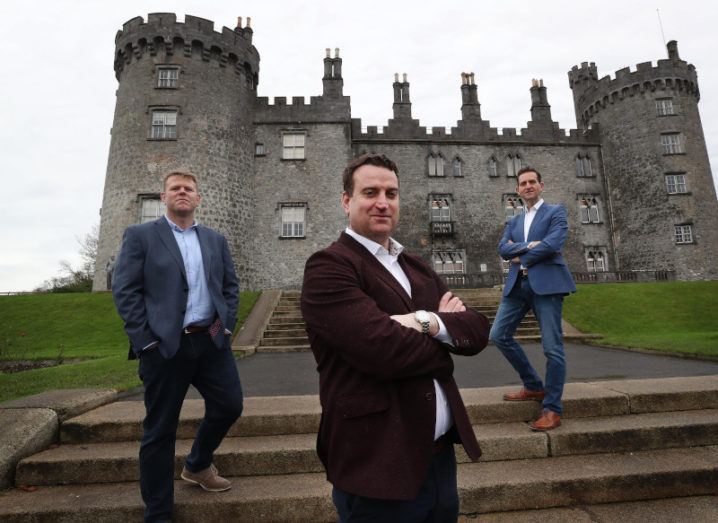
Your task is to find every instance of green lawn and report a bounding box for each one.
[564,281,718,357]
[0,291,260,402]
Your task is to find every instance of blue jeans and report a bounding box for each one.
[489,276,566,414]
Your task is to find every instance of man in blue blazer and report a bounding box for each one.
[113,171,242,522]
[490,167,576,431]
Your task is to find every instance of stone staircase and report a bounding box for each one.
[2,376,717,521]
[253,288,543,354]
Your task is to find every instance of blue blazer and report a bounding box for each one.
[112,217,239,359]
[498,203,576,297]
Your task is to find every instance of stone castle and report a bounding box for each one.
[93,13,718,291]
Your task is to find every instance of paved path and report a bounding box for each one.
[121,343,718,399]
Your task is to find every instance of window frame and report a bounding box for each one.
[655,98,675,116]
[279,203,307,239]
[488,156,498,178]
[432,250,466,275]
[503,194,524,220]
[674,224,693,244]
[665,173,687,194]
[138,194,165,223]
[282,131,306,160]
[149,108,178,140]
[428,153,445,177]
[661,133,685,155]
[157,67,179,89]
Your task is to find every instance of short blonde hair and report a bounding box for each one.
[163,171,199,190]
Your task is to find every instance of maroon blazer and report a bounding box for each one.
[300,232,490,500]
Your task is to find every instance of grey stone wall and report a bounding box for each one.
[94,14,259,290]
[570,43,718,280]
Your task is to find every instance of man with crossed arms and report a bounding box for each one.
[301,153,489,522]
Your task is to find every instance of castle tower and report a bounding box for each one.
[94,13,260,290]
[569,41,718,280]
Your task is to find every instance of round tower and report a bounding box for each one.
[569,41,718,280]
[94,13,259,290]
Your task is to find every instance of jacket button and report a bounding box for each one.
[425,392,434,401]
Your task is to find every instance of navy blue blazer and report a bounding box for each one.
[112,217,239,359]
[498,203,576,296]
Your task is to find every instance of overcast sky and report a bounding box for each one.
[2,0,716,292]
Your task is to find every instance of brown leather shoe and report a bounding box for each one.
[503,388,545,402]
[530,410,561,431]
[180,463,231,492]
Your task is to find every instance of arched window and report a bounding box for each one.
[506,153,522,177]
[576,154,593,177]
[488,156,498,178]
[452,157,462,177]
[428,153,445,177]
[504,195,524,220]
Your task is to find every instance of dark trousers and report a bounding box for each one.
[332,443,458,523]
[138,332,244,522]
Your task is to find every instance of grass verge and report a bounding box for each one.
[0,291,260,402]
[563,281,717,357]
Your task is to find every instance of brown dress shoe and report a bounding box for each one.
[180,463,231,492]
[530,410,561,431]
[503,388,545,402]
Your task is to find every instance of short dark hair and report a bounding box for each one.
[342,154,399,195]
[516,166,541,183]
[163,171,199,190]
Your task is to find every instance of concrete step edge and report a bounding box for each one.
[3,447,717,520]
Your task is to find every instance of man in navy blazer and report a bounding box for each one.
[301,154,489,522]
[112,171,243,522]
[490,167,576,431]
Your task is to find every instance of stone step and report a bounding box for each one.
[256,344,312,353]
[467,495,718,522]
[262,328,307,338]
[270,309,302,317]
[3,447,717,521]
[259,336,309,346]
[264,322,306,330]
[17,410,718,486]
[59,377,718,444]
[268,316,304,325]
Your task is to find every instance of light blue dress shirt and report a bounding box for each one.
[165,216,215,328]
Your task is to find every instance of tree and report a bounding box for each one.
[35,224,99,293]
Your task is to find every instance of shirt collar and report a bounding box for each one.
[525,198,544,213]
[345,227,404,257]
[165,215,198,233]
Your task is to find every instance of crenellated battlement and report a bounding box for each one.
[350,118,599,144]
[569,41,699,126]
[113,13,259,82]
[254,94,351,123]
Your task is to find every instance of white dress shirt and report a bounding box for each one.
[345,228,453,440]
[523,198,544,242]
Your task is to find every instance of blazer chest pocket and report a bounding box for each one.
[336,392,389,420]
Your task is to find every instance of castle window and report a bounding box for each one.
[506,154,522,177]
[430,195,454,236]
[139,195,165,223]
[280,203,306,238]
[452,157,463,177]
[575,154,593,177]
[665,173,687,194]
[255,143,266,156]
[488,156,498,178]
[157,67,179,88]
[661,133,684,155]
[579,196,601,224]
[586,249,607,272]
[674,224,693,244]
[503,194,524,220]
[428,154,445,177]
[150,110,177,139]
[282,132,306,160]
[432,250,465,275]
[656,98,674,116]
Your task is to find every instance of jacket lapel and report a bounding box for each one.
[155,218,187,282]
[196,225,212,282]
[338,233,414,310]
[527,204,548,241]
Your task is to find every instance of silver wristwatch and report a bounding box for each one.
[414,310,431,334]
